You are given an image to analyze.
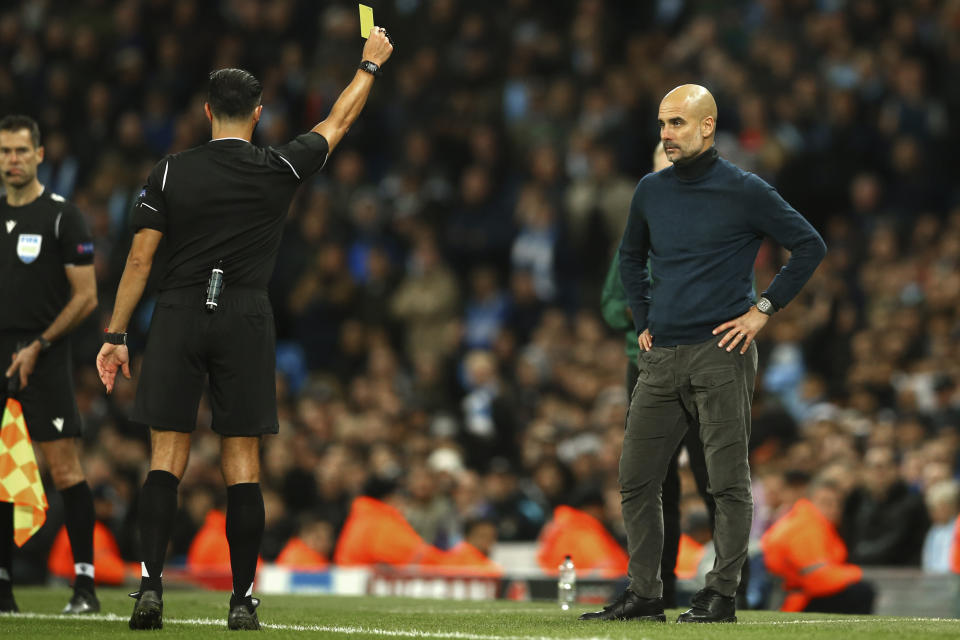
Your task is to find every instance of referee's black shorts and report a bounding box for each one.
[0,331,82,442]
[132,286,279,437]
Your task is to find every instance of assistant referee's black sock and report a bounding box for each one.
[59,480,96,593]
[138,470,180,596]
[0,501,12,596]
[226,483,264,607]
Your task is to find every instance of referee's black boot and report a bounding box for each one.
[63,587,100,614]
[578,589,665,622]
[227,595,261,631]
[676,588,736,623]
[128,590,163,630]
[0,591,18,613]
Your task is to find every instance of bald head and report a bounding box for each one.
[658,84,718,163]
[663,85,717,122]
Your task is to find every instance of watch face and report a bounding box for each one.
[758,298,772,313]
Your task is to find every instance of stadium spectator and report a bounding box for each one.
[439,518,502,576]
[48,522,129,586]
[675,507,713,583]
[536,489,628,578]
[275,515,333,570]
[186,508,231,573]
[762,478,875,614]
[844,446,930,566]
[333,478,445,567]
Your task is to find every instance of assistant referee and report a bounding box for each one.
[96,28,394,631]
[1,114,99,615]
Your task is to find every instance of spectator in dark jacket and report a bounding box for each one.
[844,446,930,565]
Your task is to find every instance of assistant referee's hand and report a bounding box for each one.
[96,343,131,394]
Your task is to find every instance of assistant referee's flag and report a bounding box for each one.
[0,383,48,546]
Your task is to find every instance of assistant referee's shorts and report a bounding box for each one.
[0,331,82,442]
[132,286,279,437]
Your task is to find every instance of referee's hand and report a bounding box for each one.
[362,26,394,65]
[96,343,131,394]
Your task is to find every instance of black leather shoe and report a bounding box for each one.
[578,589,665,622]
[63,588,100,614]
[228,596,261,630]
[677,588,736,623]
[129,590,163,630]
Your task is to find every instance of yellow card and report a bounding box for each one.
[359,4,374,39]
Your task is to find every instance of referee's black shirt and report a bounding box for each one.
[131,132,329,291]
[0,190,95,332]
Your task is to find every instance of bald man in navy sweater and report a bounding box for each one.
[580,85,826,624]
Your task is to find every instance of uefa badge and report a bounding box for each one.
[16,233,42,264]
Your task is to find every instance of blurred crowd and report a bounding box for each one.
[4,0,960,594]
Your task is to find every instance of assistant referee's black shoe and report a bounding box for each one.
[227,596,261,630]
[62,587,100,614]
[128,590,163,630]
[578,589,665,622]
[676,588,736,623]
[0,592,18,613]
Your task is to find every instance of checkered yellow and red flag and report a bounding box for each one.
[0,396,47,546]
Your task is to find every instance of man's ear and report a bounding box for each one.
[701,116,715,139]
[204,102,213,123]
[254,105,263,123]
[35,145,44,164]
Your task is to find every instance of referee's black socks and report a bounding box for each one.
[60,480,96,593]
[138,470,180,596]
[0,501,12,595]
[226,482,264,607]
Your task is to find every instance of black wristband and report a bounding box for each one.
[358,60,381,77]
[103,331,127,345]
[35,336,52,351]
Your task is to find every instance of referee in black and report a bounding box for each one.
[96,29,394,630]
[0,115,99,614]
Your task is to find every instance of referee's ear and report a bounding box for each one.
[204,102,213,123]
[253,105,262,123]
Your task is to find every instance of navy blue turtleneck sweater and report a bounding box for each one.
[619,147,827,347]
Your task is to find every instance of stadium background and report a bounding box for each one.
[3,0,960,611]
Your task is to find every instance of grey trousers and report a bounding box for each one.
[620,337,757,598]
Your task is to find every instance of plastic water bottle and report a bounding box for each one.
[557,555,576,610]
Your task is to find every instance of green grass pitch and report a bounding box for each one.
[2,587,960,639]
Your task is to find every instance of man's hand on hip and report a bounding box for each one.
[637,329,653,352]
[96,343,131,394]
[713,307,769,354]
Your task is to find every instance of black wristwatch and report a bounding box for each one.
[756,296,776,316]
[35,336,52,351]
[103,331,128,345]
[358,60,381,77]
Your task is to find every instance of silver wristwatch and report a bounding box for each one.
[756,296,775,316]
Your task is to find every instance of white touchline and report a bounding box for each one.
[4,611,957,635]
[378,607,558,615]
[742,617,960,625]
[0,612,619,640]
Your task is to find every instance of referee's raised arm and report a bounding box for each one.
[313,26,394,153]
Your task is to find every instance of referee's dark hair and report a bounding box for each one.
[0,114,41,148]
[207,68,263,120]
